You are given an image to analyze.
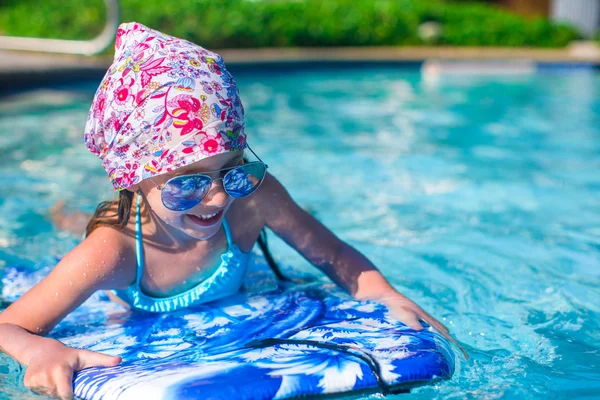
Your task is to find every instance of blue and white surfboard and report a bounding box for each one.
[1,257,455,399]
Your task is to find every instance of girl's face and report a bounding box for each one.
[136,151,244,240]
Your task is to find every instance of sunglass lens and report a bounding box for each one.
[223,163,266,198]
[161,175,212,211]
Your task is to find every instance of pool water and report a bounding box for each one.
[0,65,599,399]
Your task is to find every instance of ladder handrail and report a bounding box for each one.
[0,0,119,56]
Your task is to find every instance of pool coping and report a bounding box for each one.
[2,45,600,93]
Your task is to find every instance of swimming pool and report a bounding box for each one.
[0,65,599,399]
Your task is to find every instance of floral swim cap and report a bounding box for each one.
[84,22,246,190]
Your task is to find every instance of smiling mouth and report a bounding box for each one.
[187,209,224,227]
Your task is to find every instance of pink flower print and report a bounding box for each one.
[142,81,161,100]
[200,135,223,155]
[93,92,107,119]
[181,132,221,155]
[172,97,204,136]
[211,81,223,92]
[131,149,144,160]
[160,149,182,167]
[201,56,221,75]
[100,76,112,91]
[105,112,119,132]
[113,144,130,158]
[167,49,179,62]
[114,161,140,189]
[118,56,142,77]
[115,27,127,52]
[151,128,171,145]
[84,132,101,155]
[133,107,145,120]
[102,112,123,145]
[138,55,171,87]
[144,159,162,175]
[114,83,133,105]
[118,122,135,139]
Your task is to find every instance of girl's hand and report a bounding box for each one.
[24,337,121,399]
[375,291,469,358]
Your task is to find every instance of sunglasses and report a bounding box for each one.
[148,146,268,211]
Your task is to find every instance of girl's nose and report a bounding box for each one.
[201,180,229,207]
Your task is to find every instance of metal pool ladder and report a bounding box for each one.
[0,0,119,55]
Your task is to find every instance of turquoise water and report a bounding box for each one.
[0,66,599,399]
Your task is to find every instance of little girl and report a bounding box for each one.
[0,22,453,399]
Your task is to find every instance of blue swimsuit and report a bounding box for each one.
[113,196,251,312]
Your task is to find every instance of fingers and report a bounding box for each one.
[25,366,74,399]
[377,294,470,359]
[410,304,449,333]
[29,386,58,398]
[424,315,449,335]
[53,365,75,400]
[23,351,118,400]
[28,385,73,400]
[419,313,454,340]
[419,314,470,360]
[387,305,424,330]
[76,350,121,370]
[403,312,424,331]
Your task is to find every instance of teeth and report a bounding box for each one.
[197,212,218,220]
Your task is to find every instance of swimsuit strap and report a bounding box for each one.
[135,194,145,287]
[222,217,234,248]
[134,195,234,288]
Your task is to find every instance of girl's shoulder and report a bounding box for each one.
[0,225,138,335]
[72,225,138,290]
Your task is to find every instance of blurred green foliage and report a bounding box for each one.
[0,0,580,49]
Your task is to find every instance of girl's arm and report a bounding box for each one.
[0,227,134,398]
[258,174,454,340]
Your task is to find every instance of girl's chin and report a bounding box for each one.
[181,219,222,240]
[184,228,219,240]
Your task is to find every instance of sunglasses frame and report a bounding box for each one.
[148,145,268,211]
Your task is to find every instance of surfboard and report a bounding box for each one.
[1,256,455,399]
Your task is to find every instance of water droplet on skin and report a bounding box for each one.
[69,281,73,286]
[83,272,87,278]
[55,292,59,298]
[35,327,42,333]
[104,240,107,243]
